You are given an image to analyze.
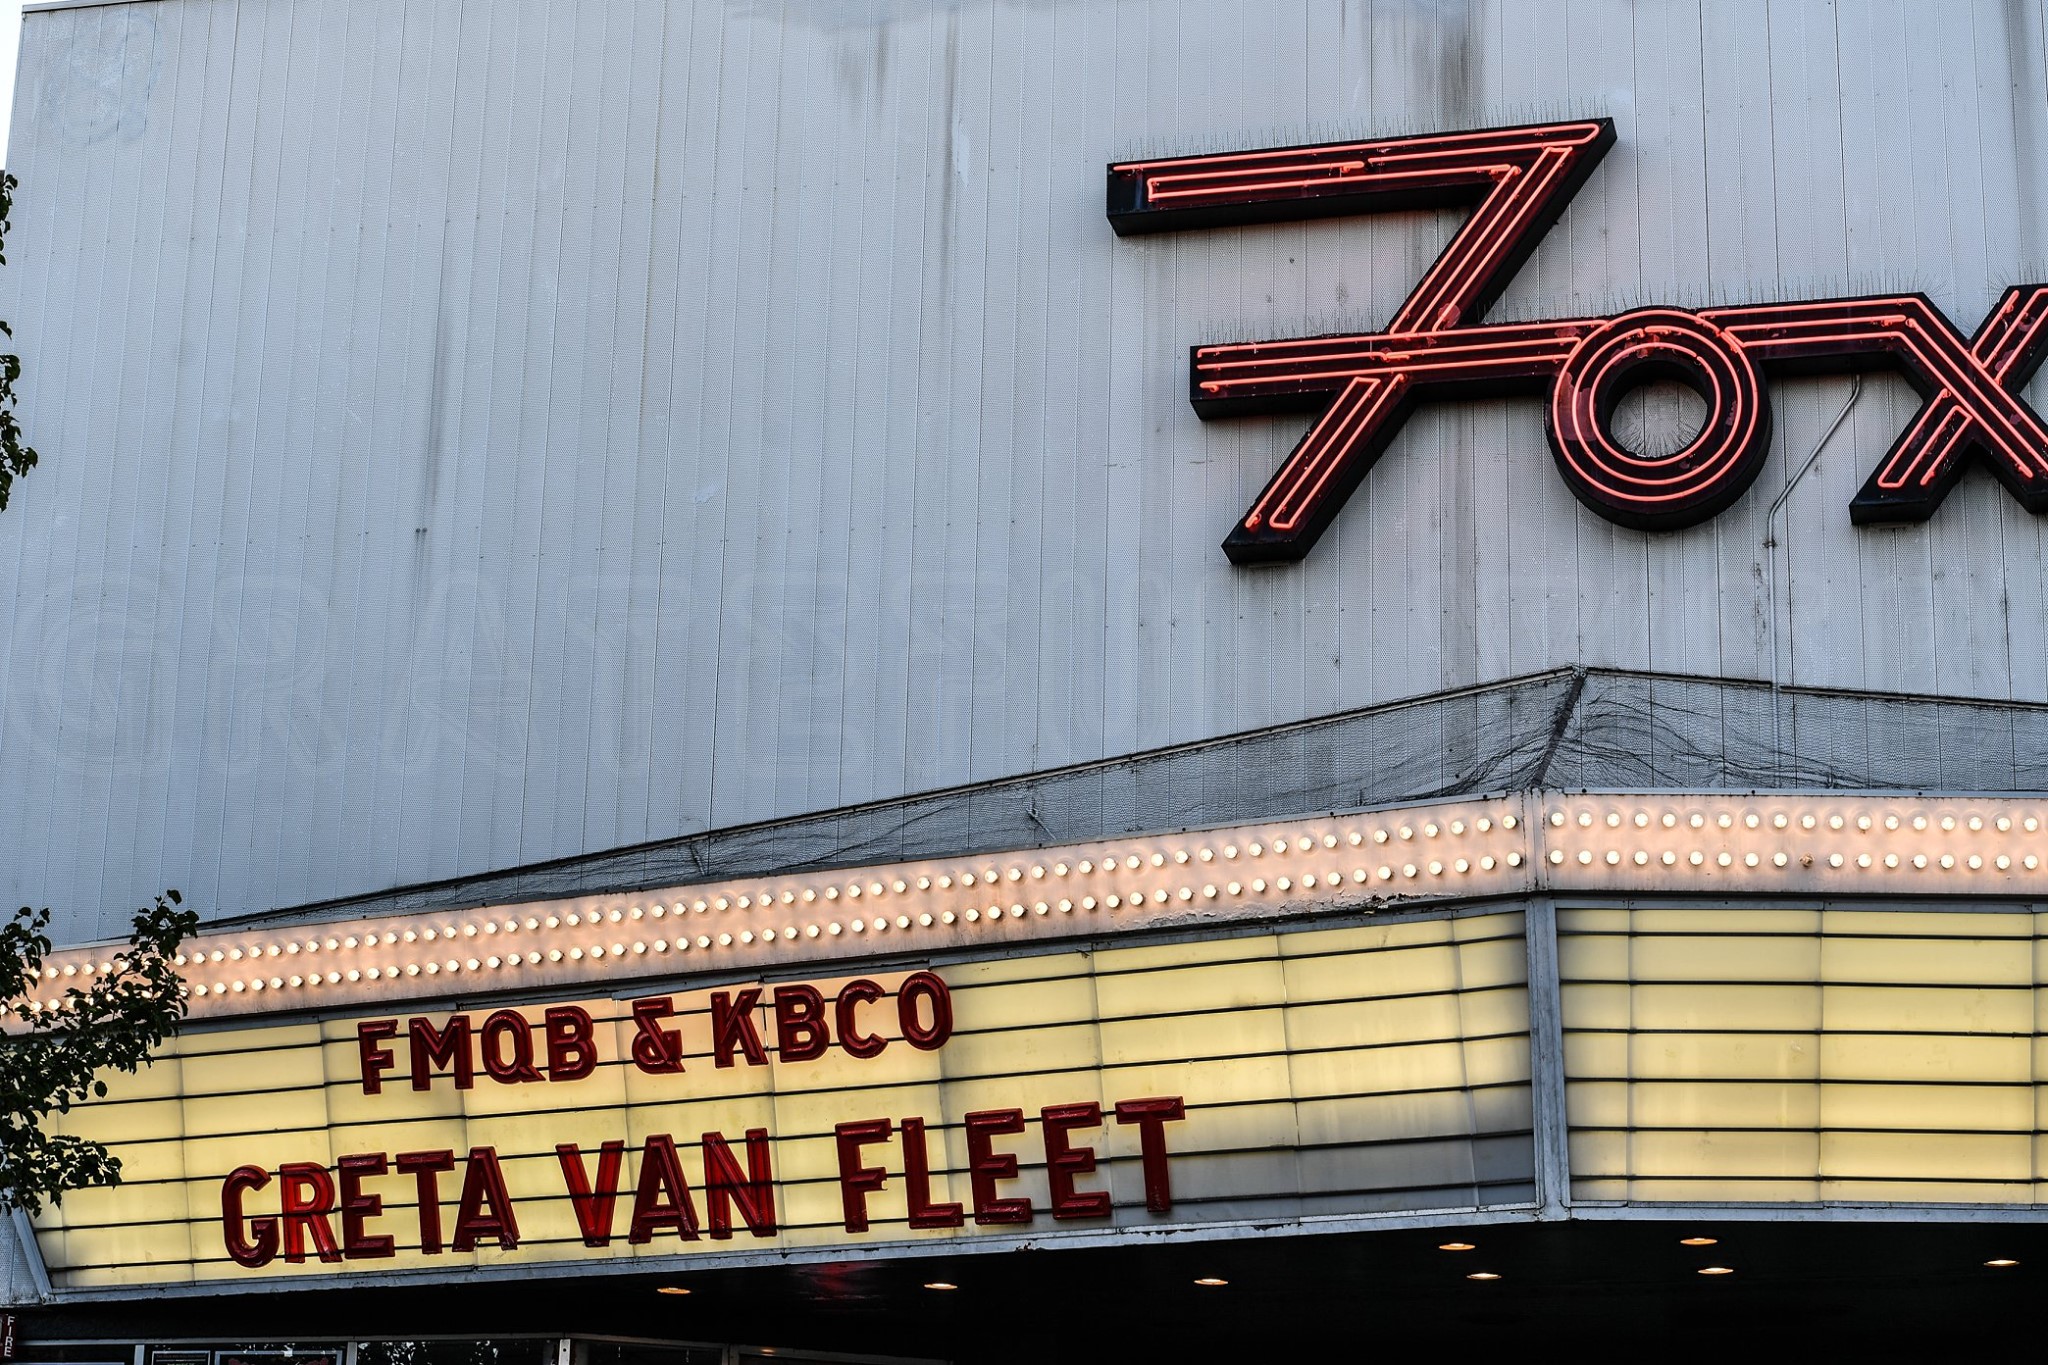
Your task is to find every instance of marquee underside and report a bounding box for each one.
[19,1218,2045,1356]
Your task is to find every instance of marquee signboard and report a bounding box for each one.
[29,916,1534,1290]
[28,793,2048,1296]
[1108,120,2048,561]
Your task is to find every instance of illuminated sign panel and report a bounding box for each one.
[1562,905,2048,1204]
[33,795,2048,1296]
[31,915,1533,1289]
[1109,122,2048,561]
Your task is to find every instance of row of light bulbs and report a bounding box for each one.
[17,805,1527,1014]
[1553,847,2041,870]
[1546,803,2046,875]
[1556,808,2040,833]
[17,794,2048,1017]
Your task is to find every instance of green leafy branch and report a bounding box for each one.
[0,171,37,512]
[0,892,199,1215]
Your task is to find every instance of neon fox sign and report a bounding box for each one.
[1108,120,2048,564]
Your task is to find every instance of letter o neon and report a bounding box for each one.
[1547,308,1771,530]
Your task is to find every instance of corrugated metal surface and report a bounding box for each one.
[3,0,2047,932]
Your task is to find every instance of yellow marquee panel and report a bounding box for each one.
[1562,905,2048,1204]
[33,913,1532,1289]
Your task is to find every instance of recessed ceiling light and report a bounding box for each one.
[656,1286,692,1296]
[924,1282,959,1291]
[1985,1259,2020,1268]
[1698,1266,1734,1276]
[1438,1242,1476,1252]
[1465,1272,1501,1282]
[1679,1237,1718,1247]
[1194,1277,1229,1287]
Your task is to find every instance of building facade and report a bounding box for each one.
[5,0,2048,1356]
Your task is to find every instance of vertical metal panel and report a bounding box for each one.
[5,0,2048,933]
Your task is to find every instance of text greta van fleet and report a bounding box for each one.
[215,972,1186,1269]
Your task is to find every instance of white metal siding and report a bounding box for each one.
[3,0,2046,932]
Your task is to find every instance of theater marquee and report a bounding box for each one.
[31,915,1533,1289]
[29,792,2048,1297]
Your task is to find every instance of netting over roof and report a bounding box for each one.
[219,668,2048,928]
